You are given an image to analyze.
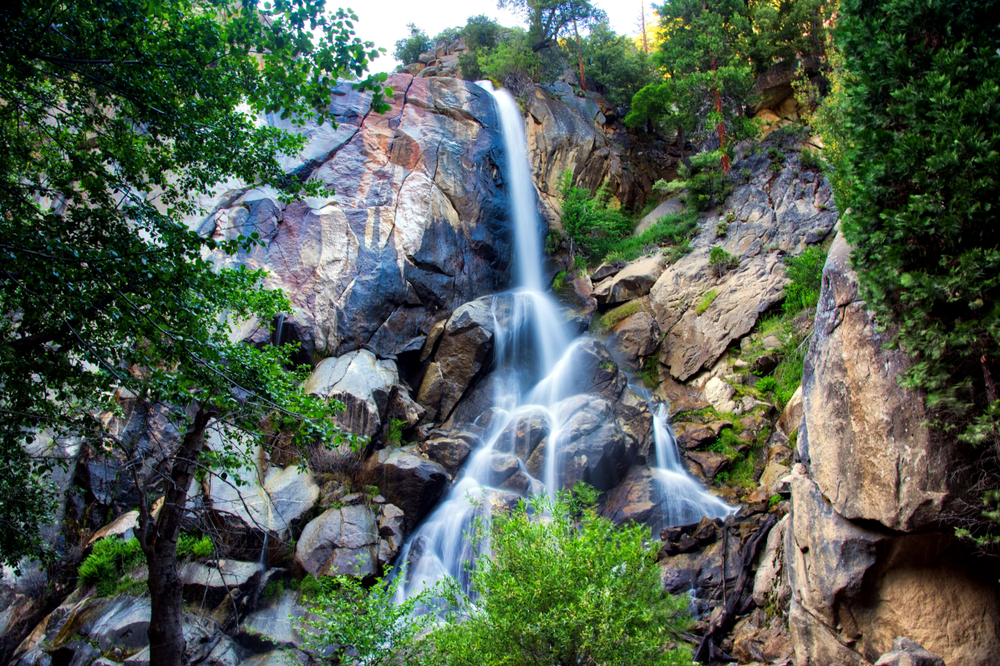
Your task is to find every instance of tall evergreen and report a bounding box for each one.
[822,0,1000,534]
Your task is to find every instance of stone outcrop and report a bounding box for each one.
[204,74,511,362]
[649,156,837,382]
[372,447,449,533]
[304,350,400,439]
[787,232,1000,666]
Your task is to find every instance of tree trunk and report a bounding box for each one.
[573,18,586,92]
[144,405,216,666]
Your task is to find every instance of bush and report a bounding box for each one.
[426,488,693,666]
[558,171,634,260]
[709,246,739,277]
[78,536,145,597]
[477,31,542,93]
[782,246,826,315]
[822,0,1000,460]
[177,532,214,560]
[393,23,432,66]
[756,375,778,394]
[297,568,437,666]
[669,151,733,212]
[696,290,718,316]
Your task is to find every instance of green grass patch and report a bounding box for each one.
[716,456,756,491]
[177,532,213,560]
[602,210,700,264]
[638,356,661,388]
[695,290,718,316]
[782,246,826,315]
[591,300,642,335]
[78,536,145,597]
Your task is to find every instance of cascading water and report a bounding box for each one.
[394,82,729,601]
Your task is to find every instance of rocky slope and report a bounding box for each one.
[4,67,999,666]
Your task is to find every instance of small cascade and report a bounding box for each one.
[394,81,729,601]
[650,404,732,529]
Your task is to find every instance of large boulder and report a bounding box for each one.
[593,255,665,306]
[787,232,1000,666]
[304,349,399,438]
[295,504,379,577]
[372,448,449,533]
[202,75,512,361]
[180,560,264,609]
[609,310,660,368]
[530,338,626,405]
[533,395,633,492]
[416,297,495,423]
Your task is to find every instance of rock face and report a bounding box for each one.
[204,74,511,362]
[416,296,495,423]
[304,350,399,438]
[295,504,379,577]
[372,448,449,533]
[649,158,837,381]
[787,232,1000,666]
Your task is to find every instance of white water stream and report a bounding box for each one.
[394,83,729,601]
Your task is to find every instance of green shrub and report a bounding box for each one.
[297,568,437,666]
[782,246,826,314]
[559,171,634,260]
[639,356,662,388]
[756,375,778,394]
[393,23,432,66]
[669,150,733,212]
[592,301,642,335]
[716,220,728,237]
[477,31,542,91]
[176,532,213,560]
[602,211,699,264]
[696,290,718,316]
[78,536,145,597]
[799,148,823,170]
[426,489,693,666]
[709,246,739,277]
[768,494,782,509]
[386,417,407,447]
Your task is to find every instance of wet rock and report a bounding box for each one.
[488,453,521,486]
[686,450,729,479]
[240,589,306,649]
[547,395,631,491]
[536,339,626,404]
[304,350,399,438]
[601,466,658,526]
[416,297,495,423]
[674,423,717,450]
[874,638,945,666]
[417,437,472,474]
[372,448,448,533]
[593,255,665,306]
[493,407,550,460]
[205,75,511,361]
[295,504,378,577]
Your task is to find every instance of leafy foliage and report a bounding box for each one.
[709,246,739,276]
[782,246,826,314]
[476,30,544,91]
[570,22,655,108]
[603,211,700,264]
[743,0,834,74]
[176,533,214,560]
[394,23,433,66]
[426,489,693,666]
[498,0,606,52]
[696,290,719,316]
[78,536,145,597]
[0,0,383,567]
[558,171,634,259]
[666,151,734,211]
[297,568,437,666]
[822,0,1000,443]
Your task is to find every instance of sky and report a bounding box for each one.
[346,0,657,75]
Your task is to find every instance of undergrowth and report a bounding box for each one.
[78,536,145,597]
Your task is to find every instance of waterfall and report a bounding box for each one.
[650,404,733,529]
[394,82,728,601]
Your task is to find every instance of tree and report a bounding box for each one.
[652,0,754,173]
[426,488,694,666]
[0,0,388,662]
[394,22,432,66]
[573,21,655,109]
[497,0,605,53]
[818,0,1000,542]
[743,0,833,75]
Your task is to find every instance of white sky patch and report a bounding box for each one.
[345,0,657,76]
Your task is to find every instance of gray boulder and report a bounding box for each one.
[593,255,665,306]
[304,349,399,438]
[372,448,448,533]
[295,504,379,577]
[874,638,946,666]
